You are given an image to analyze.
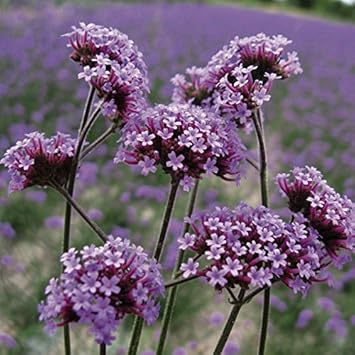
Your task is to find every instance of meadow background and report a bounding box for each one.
[0,0,355,354]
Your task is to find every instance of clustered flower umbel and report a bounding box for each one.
[0,132,76,193]
[179,203,327,295]
[38,236,164,345]
[114,103,247,191]
[63,23,149,125]
[172,33,302,130]
[277,166,355,260]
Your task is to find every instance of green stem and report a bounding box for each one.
[78,86,96,135]
[252,108,270,355]
[61,86,95,355]
[75,102,103,163]
[54,182,107,243]
[63,324,71,355]
[157,180,200,355]
[213,289,246,355]
[128,179,180,355]
[100,344,106,355]
[164,274,199,289]
[80,123,118,161]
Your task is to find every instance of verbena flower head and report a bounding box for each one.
[0,132,76,193]
[63,23,149,125]
[171,66,210,106]
[171,33,302,130]
[38,236,164,345]
[277,166,355,259]
[179,203,327,295]
[114,103,246,191]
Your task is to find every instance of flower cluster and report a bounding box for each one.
[38,236,164,345]
[172,33,302,130]
[114,103,246,191]
[171,66,210,107]
[277,166,355,259]
[179,203,327,294]
[0,132,76,193]
[63,23,149,125]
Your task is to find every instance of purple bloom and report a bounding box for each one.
[325,313,348,338]
[0,332,16,349]
[180,258,199,278]
[39,236,164,345]
[87,208,104,221]
[277,166,355,260]
[223,341,240,355]
[1,132,76,193]
[172,347,188,355]
[63,23,149,125]
[115,103,246,189]
[45,216,64,229]
[209,311,225,327]
[296,309,313,328]
[180,203,328,294]
[0,222,16,239]
[172,33,302,130]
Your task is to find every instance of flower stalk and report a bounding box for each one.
[128,179,180,355]
[53,181,107,242]
[252,108,270,355]
[62,85,95,355]
[157,180,200,355]
[80,123,118,161]
[213,289,246,355]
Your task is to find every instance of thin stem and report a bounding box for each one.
[62,87,95,355]
[164,274,199,289]
[252,109,269,207]
[246,157,259,171]
[99,344,106,355]
[157,180,200,355]
[127,317,143,355]
[128,179,180,355]
[252,108,270,355]
[226,287,239,304]
[80,123,118,161]
[75,102,103,163]
[243,286,267,304]
[153,180,180,260]
[213,289,246,355]
[63,324,71,355]
[54,182,107,242]
[79,86,96,135]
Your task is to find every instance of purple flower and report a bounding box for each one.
[172,347,188,355]
[296,309,313,328]
[166,152,185,171]
[63,23,149,125]
[115,103,246,190]
[45,216,64,229]
[325,313,348,338]
[180,203,329,294]
[223,341,240,355]
[39,236,164,345]
[206,266,228,288]
[209,311,225,327]
[0,222,16,239]
[172,33,302,130]
[87,208,104,221]
[0,332,16,349]
[277,166,355,260]
[0,132,76,193]
[180,258,199,278]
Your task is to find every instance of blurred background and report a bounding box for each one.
[0,0,354,354]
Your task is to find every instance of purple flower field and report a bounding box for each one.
[0,2,355,354]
